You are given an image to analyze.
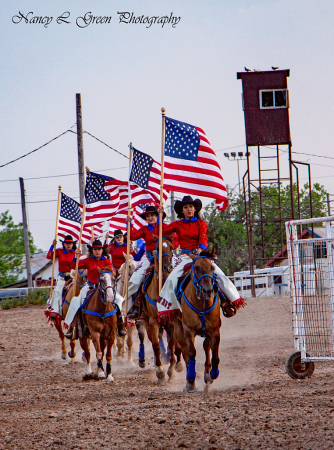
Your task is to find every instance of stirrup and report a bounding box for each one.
[65,327,77,340]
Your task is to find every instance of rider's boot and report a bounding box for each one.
[116,307,127,337]
[128,305,139,320]
[64,326,77,340]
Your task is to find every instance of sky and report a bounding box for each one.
[1,0,334,251]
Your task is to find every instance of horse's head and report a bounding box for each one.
[152,234,174,276]
[122,252,138,277]
[70,269,87,286]
[189,247,216,300]
[97,267,115,303]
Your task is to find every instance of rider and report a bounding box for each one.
[107,229,137,274]
[125,205,175,319]
[159,195,244,313]
[64,239,126,339]
[45,235,76,317]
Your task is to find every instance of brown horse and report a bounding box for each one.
[79,267,118,381]
[173,248,221,392]
[50,269,87,361]
[141,235,183,382]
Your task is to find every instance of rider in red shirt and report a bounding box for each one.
[107,229,135,272]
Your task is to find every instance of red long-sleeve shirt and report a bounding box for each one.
[72,256,114,284]
[163,218,208,251]
[128,223,176,252]
[107,242,135,269]
[46,247,75,273]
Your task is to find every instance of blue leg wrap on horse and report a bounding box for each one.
[187,359,196,384]
[138,343,145,361]
[97,359,104,370]
[159,339,167,354]
[68,351,76,358]
[210,368,219,380]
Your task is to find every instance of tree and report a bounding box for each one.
[0,211,37,287]
[203,183,328,275]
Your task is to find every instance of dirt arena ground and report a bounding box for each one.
[1,295,334,449]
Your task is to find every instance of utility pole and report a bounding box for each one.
[170,191,175,221]
[327,193,331,226]
[19,177,33,288]
[76,94,86,253]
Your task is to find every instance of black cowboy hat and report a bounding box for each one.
[110,229,127,243]
[139,205,166,221]
[174,195,202,219]
[91,239,103,248]
[60,235,77,244]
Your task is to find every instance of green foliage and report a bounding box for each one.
[0,288,49,309]
[203,183,328,274]
[0,211,37,287]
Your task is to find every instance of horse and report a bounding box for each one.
[114,254,138,363]
[173,248,221,393]
[50,269,87,361]
[78,267,118,381]
[140,235,183,382]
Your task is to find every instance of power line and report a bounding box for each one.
[83,131,129,159]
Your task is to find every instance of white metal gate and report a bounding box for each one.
[286,217,334,362]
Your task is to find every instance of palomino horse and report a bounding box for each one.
[79,267,118,381]
[141,235,183,382]
[115,254,138,363]
[173,248,221,392]
[50,269,87,361]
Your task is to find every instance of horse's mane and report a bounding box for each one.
[198,248,216,259]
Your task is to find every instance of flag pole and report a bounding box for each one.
[159,107,166,292]
[123,142,133,324]
[49,185,62,300]
[74,169,89,287]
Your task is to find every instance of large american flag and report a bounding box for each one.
[58,193,103,244]
[108,203,149,234]
[84,172,162,227]
[163,117,228,212]
[130,148,168,204]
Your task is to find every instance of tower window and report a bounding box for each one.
[260,89,288,109]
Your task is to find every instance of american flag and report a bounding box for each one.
[108,203,148,234]
[85,172,161,227]
[58,193,103,244]
[130,148,168,204]
[163,117,228,212]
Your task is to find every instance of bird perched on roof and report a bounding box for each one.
[244,67,251,72]
[271,66,279,70]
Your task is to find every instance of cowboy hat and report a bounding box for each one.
[139,205,166,221]
[174,195,202,218]
[60,235,77,243]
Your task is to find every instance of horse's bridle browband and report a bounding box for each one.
[154,239,173,278]
[191,256,216,302]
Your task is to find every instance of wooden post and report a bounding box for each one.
[76,94,86,255]
[170,191,175,222]
[159,108,166,292]
[49,186,62,300]
[19,177,33,288]
[123,143,133,324]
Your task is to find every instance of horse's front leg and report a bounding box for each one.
[184,326,197,393]
[69,338,76,362]
[126,326,134,364]
[203,337,211,383]
[164,322,177,380]
[116,335,125,357]
[205,332,220,385]
[106,323,117,382]
[80,336,92,375]
[52,319,67,360]
[145,318,165,382]
[137,319,146,368]
[158,326,169,365]
[90,330,105,378]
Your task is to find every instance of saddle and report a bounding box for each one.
[176,264,236,318]
[77,288,97,339]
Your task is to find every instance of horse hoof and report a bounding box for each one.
[138,360,146,369]
[61,353,67,360]
[107,374,114,382]
[204,373,214,385]
[175,362,183,373]
[156,365,165,380]
[98,371,106,379]
[167,368,174,379]
[185,382,196,393]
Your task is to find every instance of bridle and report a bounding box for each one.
[191,256,216,304]
[98,270,116,303]
[154,238,173,277]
